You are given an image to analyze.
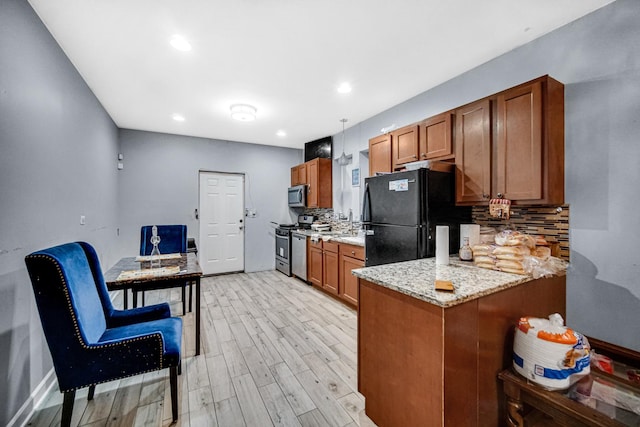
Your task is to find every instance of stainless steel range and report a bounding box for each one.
[275,223,295,276]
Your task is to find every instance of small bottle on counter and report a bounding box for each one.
[459,237,473,261]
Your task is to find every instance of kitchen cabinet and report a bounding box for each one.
[290,163,307,186]
[368,134,392,176]
[306,157,332,208]
[339,244,364,306]
[455,75,564,205]
[358,273,566,427]
[419,111,454,160]
[455,99,492,204]
[307,239,364,307]
[308,239,339,295]
[308,239,323,287]
[322,241,339,295]
[391,124,420,170]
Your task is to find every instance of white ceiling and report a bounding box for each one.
[28,0,614,150]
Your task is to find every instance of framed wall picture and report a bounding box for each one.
[352,168,360,186]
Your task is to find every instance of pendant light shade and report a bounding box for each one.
[336,118,352,166]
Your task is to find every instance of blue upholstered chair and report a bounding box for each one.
[139,224,192,314]
[25,242,182,426]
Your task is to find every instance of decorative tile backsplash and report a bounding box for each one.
[302,205,570,260]
[472,205,570,260]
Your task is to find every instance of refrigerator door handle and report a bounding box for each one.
[362,182,372,224]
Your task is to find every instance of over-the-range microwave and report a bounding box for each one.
[288,185,306,207]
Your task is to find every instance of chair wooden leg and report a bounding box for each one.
[61,390,75,427]
[132,290,138,308]
[170,366,179,422]
[88,384,96,400]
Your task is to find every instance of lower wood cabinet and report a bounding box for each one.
[322,242,339,295]
[339,244,365,306]
[306,239,364,306]
[308,239,323,287]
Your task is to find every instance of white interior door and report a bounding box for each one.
[198,171,245,275]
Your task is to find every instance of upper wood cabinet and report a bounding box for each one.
[391,124,420,169]
[455,75,564,206]
[455,99,492,204]
[420,112,454,160]
[495,78,564,204]
[369,134,392,176]
[290,163,307,186]
[306,157,332,208]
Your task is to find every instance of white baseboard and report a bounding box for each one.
[7,368,57,427]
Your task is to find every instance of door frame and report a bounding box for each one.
[198,169,246,275]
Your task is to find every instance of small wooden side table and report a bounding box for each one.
[499,337,640,427]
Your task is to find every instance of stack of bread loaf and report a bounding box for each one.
[471,230,551,274]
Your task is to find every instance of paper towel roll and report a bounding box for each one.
[436,225,449,265]
[460,224,480,247]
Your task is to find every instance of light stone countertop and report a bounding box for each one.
[352,257,553,308]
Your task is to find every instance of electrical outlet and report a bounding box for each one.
[80,215,86,225]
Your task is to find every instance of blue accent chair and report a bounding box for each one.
[139,224,192,314]
[25,242,182,426]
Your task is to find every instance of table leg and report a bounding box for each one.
[506,397,524,427]
[195,278,201,356]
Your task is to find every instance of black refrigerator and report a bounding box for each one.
[362,168,470,266]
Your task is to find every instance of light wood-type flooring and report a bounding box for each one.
[26,270,378,427]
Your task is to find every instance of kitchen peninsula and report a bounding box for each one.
[353,258,566,427]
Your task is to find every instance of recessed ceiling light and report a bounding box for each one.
[337,82,352,94]
[170,35,192,52]
[172,114,185,122]
[276,130,286,137]
[230,104,257,121]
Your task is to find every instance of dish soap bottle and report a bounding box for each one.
[459,237,473,261]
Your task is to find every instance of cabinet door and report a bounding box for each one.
[455,99,491,204]
[307,159,319,208]
[496,82,542,201]
[340,253,364,306]
[391,125,419,169]
[369,134,392,176]
[291,167,298,186]
[298,164,307,185]
[308,244,323,287]
[323,249,339,295]
[420,112,453,160]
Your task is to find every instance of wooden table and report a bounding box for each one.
[499,337,640,426]
[104,253,202,355]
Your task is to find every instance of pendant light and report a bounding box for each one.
[337,118,353,166]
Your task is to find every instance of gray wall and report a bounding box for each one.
[118,129,301,272]
[0,0,120,424]
[333,0,640,351]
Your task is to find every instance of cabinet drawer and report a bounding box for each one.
[340,244,364,261]
[309,239,323,249]
[323,241,339,253]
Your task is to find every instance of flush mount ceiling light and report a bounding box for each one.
[172,114,185,122]
[337,82,352,94]
[169,35,192,52]
[276,130,286,137]
[230,104,257,121]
